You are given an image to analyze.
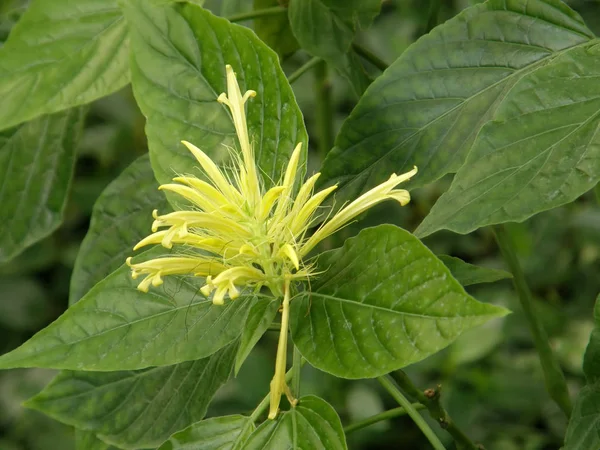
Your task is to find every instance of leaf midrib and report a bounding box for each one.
[332,38,596,188]
[307,292,496,319]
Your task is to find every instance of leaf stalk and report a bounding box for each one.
[344,404,425,434]
[378,375,446,450]
[351,43,389,72]
[391,370,480,449]
[492,224,572,417]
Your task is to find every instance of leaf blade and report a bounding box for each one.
[0,108,86,263]
[123,0,308,187]
[0,255,254,371]
[291,225,508,378]
[317,0,594,203]
[0,0,129,130]
[417,41,600,236]
[69,154,168,305]
[27,344,237,449]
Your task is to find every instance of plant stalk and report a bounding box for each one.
[315,60,334,159]
[351,43,389,72]
[492,224,572,417]
[226,6,287,23]
[291,345,302,399]
[378,375,446,450]
[288,56,322,84]
[344,404,425,434]
[391,370,479,450]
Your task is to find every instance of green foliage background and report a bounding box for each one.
[0,0,599,449]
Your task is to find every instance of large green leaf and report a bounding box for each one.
[0,108,86,263]
[417,41,600,237]
[243,396,347,450]
[564,294,600,449]
[564,382,600,450]
[253,0,298,59]
[438,255,512,287]
[0,0,129,130]
[0,253,256,371]
[287,0,379,95]
[75,430,118,450]
[584,294,600,382]
[26,343,237,449]
[70,154,168,305]
[317,0,594,203]
[123,0,308,186]
[158,415,254,450]
[291,225,509,379]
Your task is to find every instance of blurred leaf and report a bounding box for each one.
[584,294,600,382]
[235,297,279,375]
[291,225,509,378]
[564,381,600,450]
[0,277,50,331]
[254,0,298,58]
[417,42,600,237]
[288,0,379,95]
[243,396,347,450]
[0,108,86,263]
[318,0,593,203]
[0,252,259,371]
[26,343,237,449]
[69,154,168,305]
[447,316,505,367]
[0,0,129,130]
[158,415,254,450]
[123,0,308,187]
[438,255,512,286]
[75,430,118,450]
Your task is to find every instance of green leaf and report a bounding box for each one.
[288,0,379,95]
[243,396,347,450]
[438,255,512,287]
[69,154,168,305]
[158,415,254,450]
[584,294,600,382]
[235,297,280,375]
[75,430,119,450]
[254,0,299,59]
[564,294,600,448]
[123,0,308,187]
[291,225,509,379]
[0,0,129,130]
[0,253,255,370]
[318,0,594,204]
[564,381,600,450]
[26,343,237,449]
[417,41,600,237]
[0,108,86,263]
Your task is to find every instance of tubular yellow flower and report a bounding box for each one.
[126,64,417,419]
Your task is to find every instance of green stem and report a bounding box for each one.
[378,376,445,450]
[291,345,302,398]
[391,371,479,450]
[351,42,389,72]
[226,6,287,23]
[422,0,441,35]
[314,60,334,158]
[288,56,322,84]
[493,225,572,417]
[268,322,281,332]
[344,404,425,435]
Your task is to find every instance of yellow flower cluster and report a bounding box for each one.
[127,65,417,418]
